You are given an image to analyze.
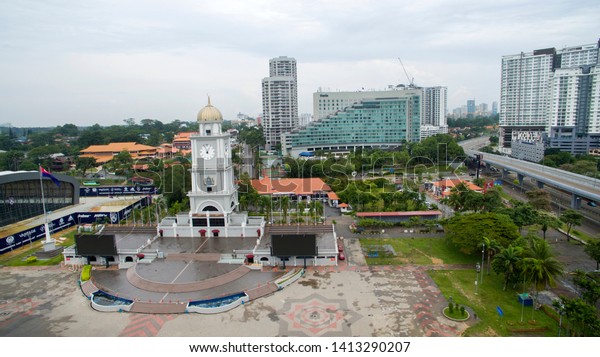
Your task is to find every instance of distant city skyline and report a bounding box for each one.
[0,0,598,127]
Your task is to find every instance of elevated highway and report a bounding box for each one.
[460,137,600,209]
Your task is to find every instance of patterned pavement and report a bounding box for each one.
[0,263,468,337]
[118,314,177,337]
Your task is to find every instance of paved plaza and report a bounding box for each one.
[0,262,471,337]
[0,217,594,337]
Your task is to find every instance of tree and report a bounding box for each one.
[483,236,501,275]
[526,189,552,211]
[560,209,583,242]
[500,202,538,232]
[584,240,600,270]
[482,187,504,212]
[109,150,133,177]
[0,150,25,171]
[162,164,190,208]
[555,296,600,337]
[572,270,600,306]
[535,211,562,240]
[281,196,290,224]
[521,238,564,293]
[76,157,97,176]
[445,212,520,255]
[492,245,523,291]
[259,196,272,222]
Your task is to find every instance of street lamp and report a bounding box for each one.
[475,263,481,295]
[480,242,485,285]
[557,302,565,337]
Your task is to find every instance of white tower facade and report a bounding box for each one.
[188,98,238,232]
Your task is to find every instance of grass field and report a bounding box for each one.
[359,236,561,336]
[0,227,76,267]
[429,269,560,336]
[360,237,478,265]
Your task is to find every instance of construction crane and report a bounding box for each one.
[397,58,419,89]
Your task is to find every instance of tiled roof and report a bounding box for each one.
[356,211,442,217]
[251,178,331,195]
[80,142,157,154]
[432,178,482,191]
[327,191,340,200]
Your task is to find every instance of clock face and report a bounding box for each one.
[200,144,215,160]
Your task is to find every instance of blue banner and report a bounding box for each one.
[496,306,504,317]
[0,196,152,254]
[80,186,157,197]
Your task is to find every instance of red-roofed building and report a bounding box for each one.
[327,191,340,207]
[80,142,158,164]
[157,143,177,159]
[251,178,331,201]
[172,132,195,152]
[431,178,482,197]
[356,211,442,223]
[338,203,351,213]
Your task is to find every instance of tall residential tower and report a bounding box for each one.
[261,56,299,149]
[500,40,600,155]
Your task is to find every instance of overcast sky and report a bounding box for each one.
[0,0,598,128]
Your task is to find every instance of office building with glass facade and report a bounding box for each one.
[282,94,421,157]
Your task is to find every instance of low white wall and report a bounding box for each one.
[275,269,304,289]
[90,293,133,312]
[185,295,250,314]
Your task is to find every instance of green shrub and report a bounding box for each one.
[460,305,466,316]
[25,256,37,263]
[81,265,92,281]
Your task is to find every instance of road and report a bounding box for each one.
[462,140,600,203]
[458,137,600,236]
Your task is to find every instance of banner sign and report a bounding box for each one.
[0,197,151,254]
[79,186,157,197]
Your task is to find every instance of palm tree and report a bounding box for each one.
[259,195,272,223]
[315,201,324,223]
[483,236,501,275]
[297,201,306,223]
[521,238,564,309]
[281,196,290,224]
[492,245,523,291]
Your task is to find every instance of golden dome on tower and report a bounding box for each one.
[197,96,223,122]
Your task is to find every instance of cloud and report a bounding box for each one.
[0,0,598,126]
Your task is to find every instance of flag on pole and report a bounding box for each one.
[40,167,61,187]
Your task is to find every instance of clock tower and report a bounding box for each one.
[188,98,238,233]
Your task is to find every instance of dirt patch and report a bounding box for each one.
[413,248,443,265]
[477,326,499,336]
[298,279,320,289]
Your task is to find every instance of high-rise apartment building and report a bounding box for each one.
[499,40,600,154]
[467,99,476,116]
[261,56,299,149]
[422,86,448,127]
